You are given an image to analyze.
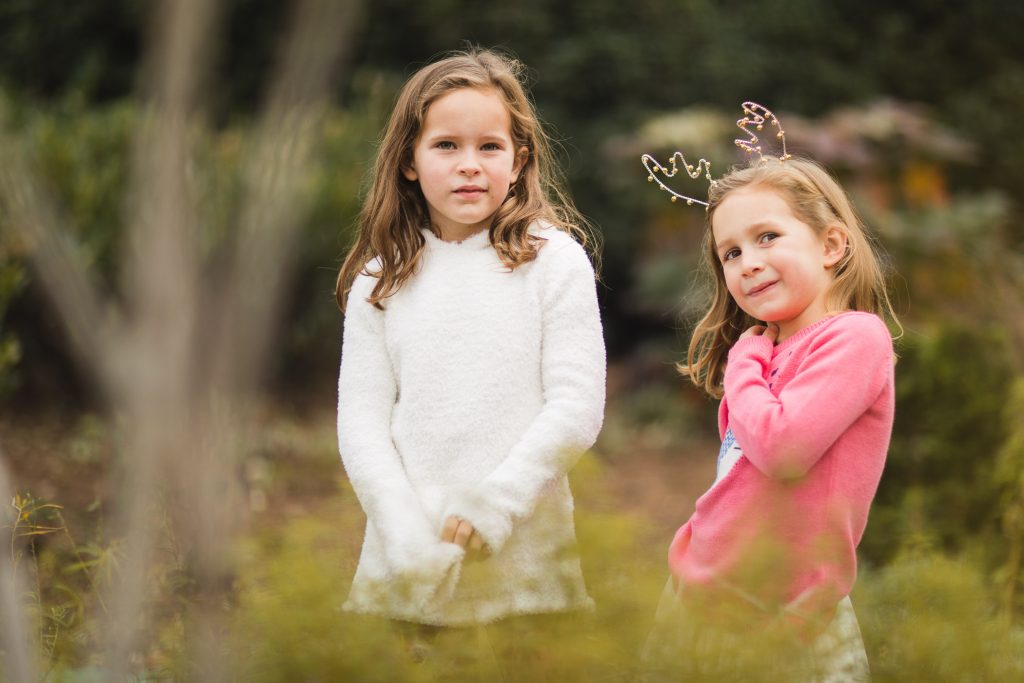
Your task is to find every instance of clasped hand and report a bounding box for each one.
[442,515,490,562]
[739,322,780,342]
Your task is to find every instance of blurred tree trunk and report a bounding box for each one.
[0,0,362,678]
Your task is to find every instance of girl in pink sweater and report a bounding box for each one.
[644,157,900,681]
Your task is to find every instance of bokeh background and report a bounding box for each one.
[1,1,1022,680]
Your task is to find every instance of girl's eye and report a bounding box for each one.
[481,142,502,151]
[758,232,778,245]
[722,248,740,262]
[436,141,456,150]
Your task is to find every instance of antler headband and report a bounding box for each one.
[734,101,790,164]
[642,101,789,208]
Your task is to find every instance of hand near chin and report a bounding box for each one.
[739,322,779,342]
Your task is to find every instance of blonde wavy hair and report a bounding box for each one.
[682,158,900,398]
[336,48,594,310]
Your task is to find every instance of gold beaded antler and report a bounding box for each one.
[641,152,714,207]
[642,101,790,207]
[735,101,790,164]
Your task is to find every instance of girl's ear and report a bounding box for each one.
[402,161,418,182]
[822,224,848,268]
[511,146,529,182]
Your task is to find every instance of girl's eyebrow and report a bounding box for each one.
[421,130,457,141]
[422,130,510,142]
[744,220,778,233]
[715,220,778,250]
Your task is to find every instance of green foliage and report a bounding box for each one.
[229,454,658,682]
[849,187,1022,578]
[0,94,136,401]
[0,0,143,101]
[272,80,389,387]
[2,490,111,675]
[862,324,1013,566]
[12,98,136,278]
[231,512,422,683]
[0,87,383,402]
[994,376,1024,616]
[0,94,134,398]
[600,380,706,455]
[225,459,1024,681]
[858,552,1024,682]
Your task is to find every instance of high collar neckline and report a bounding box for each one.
[421,227,492,251]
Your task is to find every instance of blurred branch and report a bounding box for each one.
[185,5,362,671]
[0,108,120,391]
[215,0,363,393]
[108,0,361,678]
[101,0,219,674]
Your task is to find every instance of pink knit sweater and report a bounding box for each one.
[668,312,895,631]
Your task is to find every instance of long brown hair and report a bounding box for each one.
[336,47,593,310]
[682,158,900,398]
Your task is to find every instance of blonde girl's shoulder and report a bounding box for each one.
[825,311,895,350]
[829,310,890,333]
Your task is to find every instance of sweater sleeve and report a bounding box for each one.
[337,273,462,599]
[723,314,893,480]
[442,238,606,554]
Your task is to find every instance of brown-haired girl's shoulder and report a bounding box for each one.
[530,221,569,243]
[531,222,593,264]
[344,258,384,307]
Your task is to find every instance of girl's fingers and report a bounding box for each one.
[453,520,473,549]
[739,323,781,342]
[441,515,460,544]
[739,325,766,340]
[442,517,488,559]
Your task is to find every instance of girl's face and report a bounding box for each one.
[403,87,526,242]
[711,186,847,342]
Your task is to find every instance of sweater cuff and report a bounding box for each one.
[442,487,514,556]
[385,538,464,612]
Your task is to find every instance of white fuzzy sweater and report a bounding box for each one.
[337,224,606,625]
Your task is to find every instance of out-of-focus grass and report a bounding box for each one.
[227,435,1024,681]
[229,452,665,682]
[8,405,1024,680]
[230,505,415,682]
[857,553,1024,682]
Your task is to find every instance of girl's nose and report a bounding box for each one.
[741,254,764,275]
[457,152,482,175]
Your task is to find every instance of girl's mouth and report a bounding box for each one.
[747,280,778,296]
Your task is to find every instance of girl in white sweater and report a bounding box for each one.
[335,48,605,629]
